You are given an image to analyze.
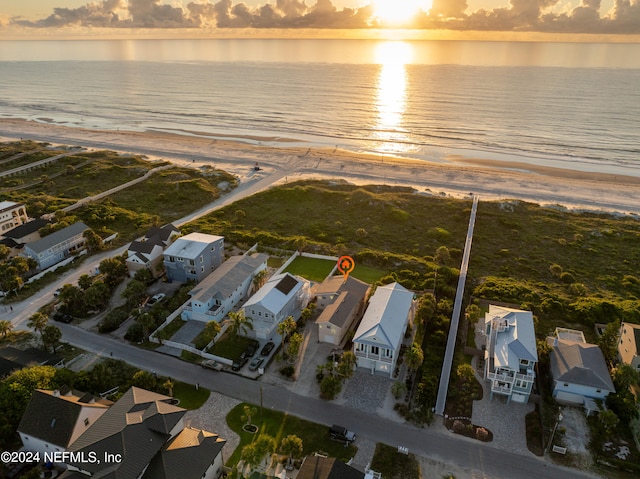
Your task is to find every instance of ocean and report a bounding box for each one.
[1,39,639,174]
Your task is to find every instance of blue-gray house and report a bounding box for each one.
[163,233,224,283]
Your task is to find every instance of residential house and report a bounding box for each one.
[22,222,89,270]
[182,253,268,322]
[0,218,49,257]
[353,282,415,377]
[126,224,180,277]
[618,322,640,372]
[61,387,226,479]
[17,387,112,458]
[0,200,28,233]
[0,346,64,369]
[314,275,370,347]
[163,233,224,283]
[242,272,311,340]
[483,305,538,404]
[547,328,616,412]
[297,455,364,479]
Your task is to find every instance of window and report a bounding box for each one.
[385,349,392,358]
[371,346,379,355]
[563,383,569,387]
[189,259,195,266]
[520,359,529,366]
[200,255,204,263]
[596,389,601,393]
[201,266,205,272]
[84,418,90,426]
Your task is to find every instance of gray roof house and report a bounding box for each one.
[242,272,311,341]
[182,253,268,322]
[618,322,640,372]
[163,232,224,283]
[62,387,226,479]
[22,221,89,270]
[353,282,415,377]
[127,224,180,277]
[315,275,370,347]
[18,387,112,458]
[547,328,615,412]
[483,305,538,404]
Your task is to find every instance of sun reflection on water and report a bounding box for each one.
[373,41,414,155]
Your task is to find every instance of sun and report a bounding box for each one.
[373,0,431,27]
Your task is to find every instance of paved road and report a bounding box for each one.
[53,322,599,479]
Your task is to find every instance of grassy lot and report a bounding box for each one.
[172,381,210,410]
[161,318,186,339]
[370,443,421,479]
[208,333,256,360]
[225,402,357,468]
[283,256,336,283]
[349,263,389,284]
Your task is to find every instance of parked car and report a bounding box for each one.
[249,357,264,371]
[201,359,223,371]
[329,424,356,443]
[52,312,73,323]
[244,340,260,357]
[232,355,249,371]
[148,293,166,305]
[260,341,275,356]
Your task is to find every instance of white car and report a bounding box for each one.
[148,293,166,305]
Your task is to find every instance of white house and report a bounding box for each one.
[353,282,415,377]
[22,222,89,270]
[0,200,28,233]
[182,253,268,322]
[163,232,224,283]
[126,224,180,277]
[618,322,640,372]
[483,305,538,404]
[547,328,615,411]
[17,387,112,459]
[315,275,369,347]
[242,272,311,340]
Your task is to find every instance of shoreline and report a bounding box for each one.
[3,118,640,215]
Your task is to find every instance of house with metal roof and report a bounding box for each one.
[182,253,268,322]
[22,222,89,270]
[618,322,640,372]
[482,305,538,404]
[547,328,615,412]
[242,272,311,340]
[315,275,370,347]
[353,282,415,377]
[163,232,224,283]
[18,387,112,458]
[126,224,180,277]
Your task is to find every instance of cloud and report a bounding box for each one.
[8,0,640,34]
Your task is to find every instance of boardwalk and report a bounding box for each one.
[435,194,479,416]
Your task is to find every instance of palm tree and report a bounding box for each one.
[252,269,268,293]
[204,321,221,343]
[404,342,424,374]
[163,378,175,397]
[277,316,297,347]
[27,312,48,339]
[227,310,253,337]
[0,319,13,338]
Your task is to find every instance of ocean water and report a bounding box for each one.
[1,39,639,173]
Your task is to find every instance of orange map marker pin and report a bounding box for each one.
[337,255,355,282]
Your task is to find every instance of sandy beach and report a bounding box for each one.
[3,118,640,216]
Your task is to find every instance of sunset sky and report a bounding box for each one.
[1,0,638,35]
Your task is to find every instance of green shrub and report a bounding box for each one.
[280,366,295,378]
[99,308,130,333]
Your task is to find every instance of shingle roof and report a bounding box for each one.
[18,389,109,449]
[188,254,268,303]
[0,346,63,366]
[353,282,414,349]
[547,338,615,392]
[142,427,225,479]
[297,456,364,479]
[25,222,89,254]
[3,218,49,240]
[145,224,180,243]
[316,276,369,329]
[67,387,186,479]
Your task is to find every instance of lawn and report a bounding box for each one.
[226,402,357,468]
[283,256,336,283]
[172,381,210,410]
[208,332,256,360]
[349,263,388,284]
[370,443,421,479]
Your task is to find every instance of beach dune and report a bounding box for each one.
[2,118,640,216]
